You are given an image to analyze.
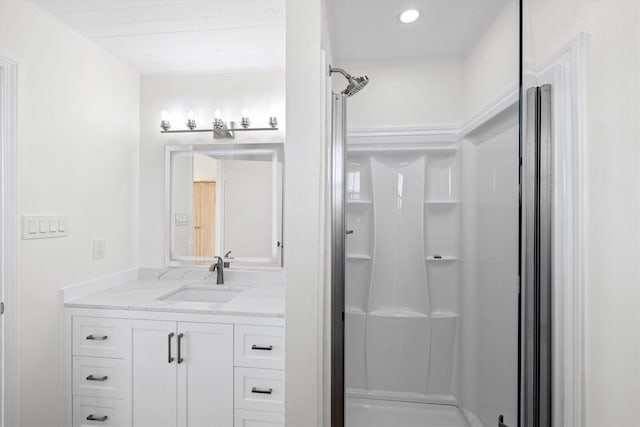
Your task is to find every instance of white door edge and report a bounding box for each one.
[0,55,18,427]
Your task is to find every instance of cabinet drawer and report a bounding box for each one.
[234,409,284,427]
[234,326,284,369]
[73,356,130,400]
[234,368,284,413]
[73,396,130,427]
[73,317,130,359]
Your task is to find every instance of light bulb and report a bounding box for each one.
[241,108,249,118]
[162,110,169,121]
[399,9,420,24]
[187,110,194,120]
[214,109,222,119]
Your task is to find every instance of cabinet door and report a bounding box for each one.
[177,322,233,427]
[132,320,177,427]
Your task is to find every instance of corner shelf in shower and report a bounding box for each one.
[424,200,459,206]
[431,311,459,319]
[347,200,373,205]
[425,256,458,262]
[347,254,372,260]
[368,309,429,318]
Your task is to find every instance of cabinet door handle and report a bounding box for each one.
[86,335,108,341]
[251,345,273,351]
[86,414,108,422]
[86,375,108,382]
[251,387,273,394]
[168,332,175,363]
[177,333,184,364]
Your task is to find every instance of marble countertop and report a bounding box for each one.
[64,271,285,318]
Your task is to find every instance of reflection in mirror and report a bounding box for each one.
[167,146,282,267]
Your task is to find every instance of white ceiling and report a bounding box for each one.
[328,0,510,63]
[28,0,285,75]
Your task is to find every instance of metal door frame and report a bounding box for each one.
[330,93,347,427]
[520,84,553,427]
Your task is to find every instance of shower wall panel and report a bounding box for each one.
[345,145,461,403]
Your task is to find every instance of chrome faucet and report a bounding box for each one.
[209,251,233,285]
[209,257,224,285]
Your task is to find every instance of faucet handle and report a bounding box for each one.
[223,251,233,268]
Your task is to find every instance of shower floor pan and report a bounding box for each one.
[346,397,470,427]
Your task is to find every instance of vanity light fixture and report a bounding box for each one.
[186,110,197,130]
[160,108,278,139]
[160,110,171,131]
[241,109,251,129]
[399,9,420,24]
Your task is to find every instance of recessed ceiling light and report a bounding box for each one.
[399,9,420,24]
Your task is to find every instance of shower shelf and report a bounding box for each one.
[347,254,372,260]
[425,256,458,262]
[368,309,429,318]
[424,200,459,205]
[347,200,373,205]
[431,311,458,319]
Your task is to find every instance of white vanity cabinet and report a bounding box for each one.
[131,320,233,427]
[67,310,284,427]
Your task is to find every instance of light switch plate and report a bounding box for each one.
[175,212,190,226]
[22,215,68,240]
[93,239,106,260]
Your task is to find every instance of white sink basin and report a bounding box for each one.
[159,286,243,304]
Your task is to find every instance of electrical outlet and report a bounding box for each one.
[93,239,106,260]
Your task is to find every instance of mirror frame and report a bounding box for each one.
[164,144,283,268]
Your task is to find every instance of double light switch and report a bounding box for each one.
[22,215,68,239]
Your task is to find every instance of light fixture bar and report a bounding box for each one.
[161,121,278,139]
[160,111,278,139]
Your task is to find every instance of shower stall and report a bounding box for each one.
[329,2,554,424]
[331,95,523,427]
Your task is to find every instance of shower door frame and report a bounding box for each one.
[330,93,347,427]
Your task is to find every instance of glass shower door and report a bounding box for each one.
[332,97,522,427]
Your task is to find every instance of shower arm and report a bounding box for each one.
[329,66,353,81]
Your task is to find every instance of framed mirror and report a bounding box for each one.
[165,144,283,268]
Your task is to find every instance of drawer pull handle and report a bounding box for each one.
[86,335,108,341]
[251,345,273,351]
[177,333,184,364]
[86,414,108,422]
[168,332,175,363]
[86,375,108,382]
[251,387,273,394]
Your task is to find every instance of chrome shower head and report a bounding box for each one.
[330,66,369,97]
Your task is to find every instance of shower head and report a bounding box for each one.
[330,66,369,97]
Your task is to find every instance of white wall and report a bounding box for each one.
[463,0,519,122]
[223,159,275,259]
[193,154,217,181]
[139,71,284,267]
[334,0,519,130]
[285,0,326,425]
[0,1,140,425]
[524,1,640,425]
[337,59,464,129]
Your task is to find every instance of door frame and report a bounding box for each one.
[0,55,18,427]
[531,35,588,427]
